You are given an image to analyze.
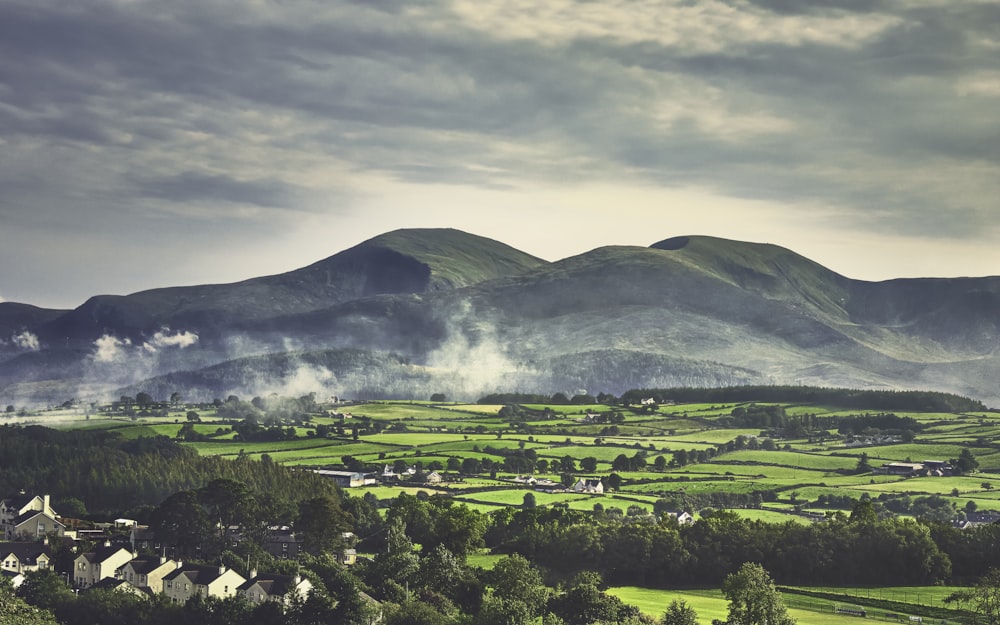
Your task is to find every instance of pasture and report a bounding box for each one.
[36,396,999,523]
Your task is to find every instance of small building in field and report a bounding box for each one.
[881,462,924,476]
[573,479,604,494]
[312,470,377,488]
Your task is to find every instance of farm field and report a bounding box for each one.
[607,586,967,625]
[30,395,1000,524]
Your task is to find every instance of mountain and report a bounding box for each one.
[0,302,67,338]
[2,230,998,406]
[35,228,548,343]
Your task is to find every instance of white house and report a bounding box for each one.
[162,563,246,604]
[573,479,604,494]
[73,543,133,588]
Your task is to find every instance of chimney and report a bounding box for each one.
[103,540,111,547]
[159,555,166,565]
[43,494,50,513]
[218,564,226,575]
[249,568,257,580]
[176,561,183,569]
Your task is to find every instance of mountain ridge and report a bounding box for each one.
[2,228,998,405]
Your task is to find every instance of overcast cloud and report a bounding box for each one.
[1,0,998,309]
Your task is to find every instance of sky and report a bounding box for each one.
[1,0,999,310]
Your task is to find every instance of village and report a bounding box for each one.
[1,492,346,608]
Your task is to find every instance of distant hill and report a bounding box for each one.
[34,228,547,343]
[2,229,998,406]
[0,302,67,338]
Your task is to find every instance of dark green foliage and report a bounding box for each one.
[721,563,795,625]
[954,448,980,475]
[621,386,985,413]
[487,506,951,587]
[297,495,353,554]
[0,581,59,625]
[661,599,698,625]
[0,424,340,516]
[547,572,641,625]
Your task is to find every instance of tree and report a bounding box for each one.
[955,449,980,475]
[605,473,623,491]
[135,392,154,408]
[855,452,872,474]
[946,568,1000,625]
[296,495,352,554]
[149,490,214,555]
[661,599,699,625]
[0,580,59,625]
[486,555,550,617]
[720,563,795,625]
[849,499,878,524]
[581,457,598,472]
[523,492,537,509]
[186,411,200,422]
[199,478,258,543]
[430,393,447,402]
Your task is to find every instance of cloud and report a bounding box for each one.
[12,331,40,351]
[142,328,199,353]
[93,334,131,363]
[137,172,303,208]
[2,0,1000,309]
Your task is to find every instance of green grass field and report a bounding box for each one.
[55,397,1000,523]
[608,585,967,625]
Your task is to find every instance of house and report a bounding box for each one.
[1,494,63,540]
[239,569,312,606]
[312,470,377,488]
[130,526,160,553]
[425,471,443,485]
[119,554,177,592]
[264,527,306,560]
[0,542,51,574]
[73,543,134,588]
[0,494,56,524]
[161,563,246,604]
[85,577,148,597]
[573,479,604,494]
[661,511,694,525]
[7,511,66,541]
[1,569,25,589]
[340,548,357,566]
[965,511,1000,526]
[880,462,924,476]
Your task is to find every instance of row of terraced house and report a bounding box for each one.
[2,493,313,607]
[74,542,312,606]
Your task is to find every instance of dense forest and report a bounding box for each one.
[618,386,988,413]
[0,425,339,516]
